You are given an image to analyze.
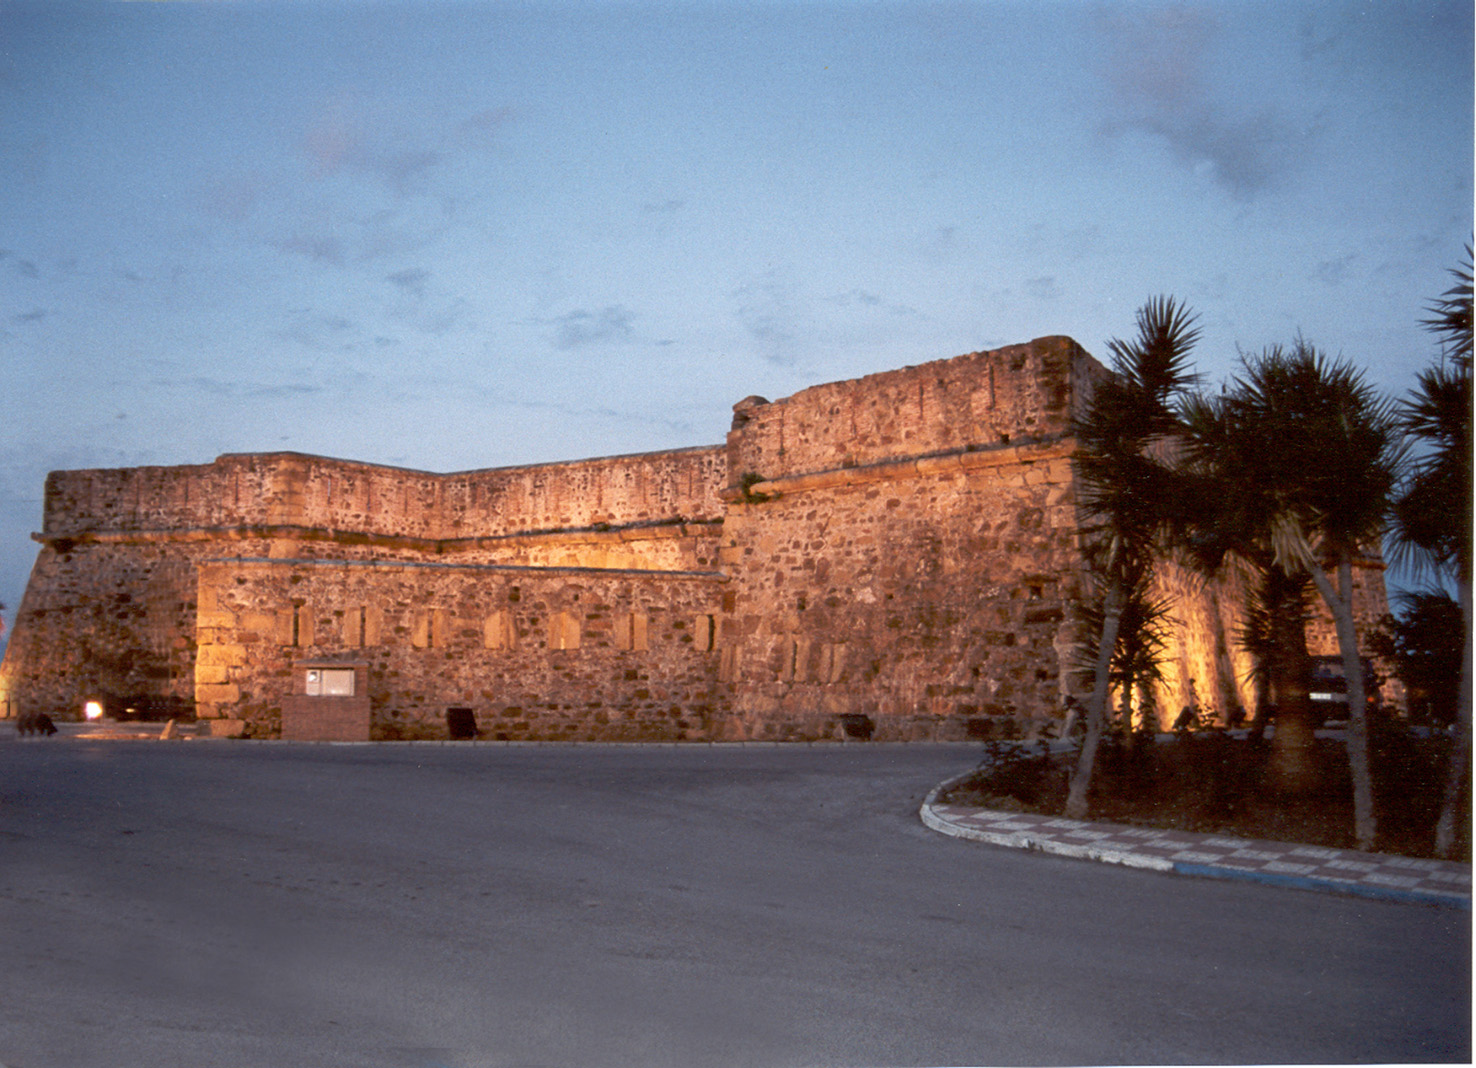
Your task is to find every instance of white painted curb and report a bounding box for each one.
[921,775,1174,875]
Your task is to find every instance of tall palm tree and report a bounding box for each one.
[1178,343,1403,853]
[1250,347,1401,851]
[1175,397,1322,792]
[1392,251,1472,858]
[1065,297,1199,819]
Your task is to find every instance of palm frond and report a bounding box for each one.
[1420,246,1473,370]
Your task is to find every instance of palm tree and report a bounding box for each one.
[1172,403,1323,793]
[1065,297,1199,819]
[1421,249,1473,368]
[1372,590,1464,728]
[1233,559,1316,746]
[1177,343,1403,853]
[1251,347,1401,852]
[1392,251,1472,858]
[1074,554,1174,742]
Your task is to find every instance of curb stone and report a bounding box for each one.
[921,775,1471,909]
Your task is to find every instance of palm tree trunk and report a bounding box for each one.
[1309,557,1376,851]
[1434,571,1472,858]
[1119,683,1134,752]
[1066,580,1121,819]
[1267,602,1316,795]
[1248,673,1271,742]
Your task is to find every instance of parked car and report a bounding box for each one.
[1307,657,1374,724]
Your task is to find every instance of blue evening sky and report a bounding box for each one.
[0,0,1471,624]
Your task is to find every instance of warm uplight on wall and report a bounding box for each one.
[84,700,103,720]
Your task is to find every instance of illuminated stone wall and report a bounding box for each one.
[0,334,1397,738]
[713,337,1098,741]
[194,558,729,741]
[43,446,727,544]
[0,538,202,718]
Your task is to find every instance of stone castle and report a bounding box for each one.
[0,336,1390,741]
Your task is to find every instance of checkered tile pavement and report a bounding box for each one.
[922,797,1471,907]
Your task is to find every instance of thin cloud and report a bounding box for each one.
[168,377,326,399]
[387,267,430,297]
[1097,7,1298,200]
[205,173,269,223]
[823,288,917,317]
[301,96,506,196]
[418,298,468,338]
[277,233,345,266]
[733,273,804,366]
[1025,276,1059,301]
[1315,254,1358,287]
[825,289,883,308]
[360,147,441,195]
[459,107,515,138]
[553,306,636,349]
[276,310,359,351]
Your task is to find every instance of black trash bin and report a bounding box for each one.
[446,707,478,741]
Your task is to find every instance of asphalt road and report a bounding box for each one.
[0,740,1468,1067]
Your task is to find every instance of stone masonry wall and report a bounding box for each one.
[714,337,1101,741]
[0,539,203,717]
[194,558,729,741]
[726,336,1093,485]
[44,447,726,542]
[5,446,726,720]
[0,332,1398,738]
[715,442,1087,740]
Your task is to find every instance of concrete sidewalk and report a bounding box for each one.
[922,782,1471,909]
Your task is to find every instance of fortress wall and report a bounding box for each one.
[45,461,224,535]
[195,559,730,740]
[43,454,447,539]
[725,336,1092,487]
[1149,558,1257,726]
[1149,558,1396,728]
[6,332,1399,740]
[0,527,462,719]
[1303,561,1393,661]
[714,442,1089,741]
[440,446,727,538]
[0,539,211,717]
[44,446,727,545]
[10,447,726,720]
[710,337,1099,741]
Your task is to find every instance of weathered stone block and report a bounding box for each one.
[196,683,241,704]
[194,664,231,685]
[196,644,246,667]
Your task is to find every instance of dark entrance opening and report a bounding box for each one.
[446,707,478,741]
